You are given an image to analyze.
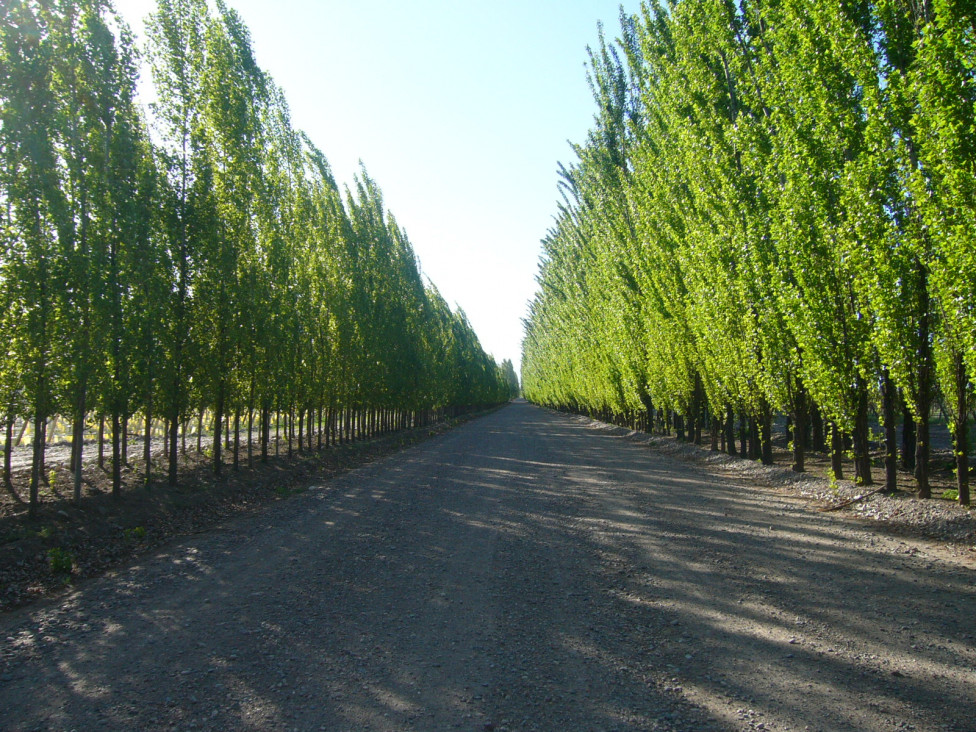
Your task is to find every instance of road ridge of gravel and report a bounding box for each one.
[577,415,976,549]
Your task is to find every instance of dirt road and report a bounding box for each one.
[1,402,974,731]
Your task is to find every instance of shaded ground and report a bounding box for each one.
[1,402,974,730]
[0,416,479,612]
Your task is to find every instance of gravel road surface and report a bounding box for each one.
[1,402,974,731]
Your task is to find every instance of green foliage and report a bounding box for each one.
[523,0,972,491]
[47,547,74,575]
[123,526,147,541]
[1,0,510,511]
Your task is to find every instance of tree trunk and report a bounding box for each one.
[213,388,224,478]
[70,406,83,498]
[121,414,129,467]
[692,375,704,445]
[725,407,736,456]
[233,410,240,470]
[144,409,152,487]
[901,394,916,471]
[168,403,180,487]
[853,383,873,486]
[760,403,773,466]
[747,417,759,460]
[953,351,970,506]
[4,414,17,501]
[297,408,304,453]
[915,272,933,498]
[792,384,806,473]
[810,403,825,453]
[287,409,293,457]
[29,413,45,520]
[248,407,254,468]
[39,418,47,480]
[830,422,844,480]
[98,415,106,470]
[881,370,898,493]
[112,412,122,499]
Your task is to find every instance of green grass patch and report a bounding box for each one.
[124,526,147,541]
[47,547,74,575]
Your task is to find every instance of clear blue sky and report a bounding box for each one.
[115,0,639,373]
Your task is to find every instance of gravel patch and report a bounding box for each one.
[584,418,976,547]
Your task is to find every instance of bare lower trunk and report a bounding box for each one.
[830,422,844,481]
[297,408,304,453]
[112,412,122,499]
[810,403,825,453]
[144,409,152,487]
[901,395,916,471]
[953,352,970,506]
[760,403,773,466]
[853,385,873,486]
[318,407,323,450]
[915,272,932,499]
[168,412,179,487]
[748,417,760,461]
[121,415,128,467]
[71,396,84,501]
[4,415,17,501]
[725,407,735,457]
[29,413,45,520]
[248,408,254,468]
[213,390,224,478]
[98,415,105,470]
[792,385,806,473]
[882,370,898,493]
[287,409,293,458]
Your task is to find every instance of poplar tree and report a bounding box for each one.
[1,1,64,518]
[146,0,209,485]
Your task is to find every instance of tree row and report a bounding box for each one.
[1,0,516,518]
[523,0,974,501]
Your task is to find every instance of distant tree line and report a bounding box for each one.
[0,0,516,518]
[522,0,974,501]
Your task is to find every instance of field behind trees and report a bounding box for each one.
[522,0,975,504]
[0,0,520,521]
